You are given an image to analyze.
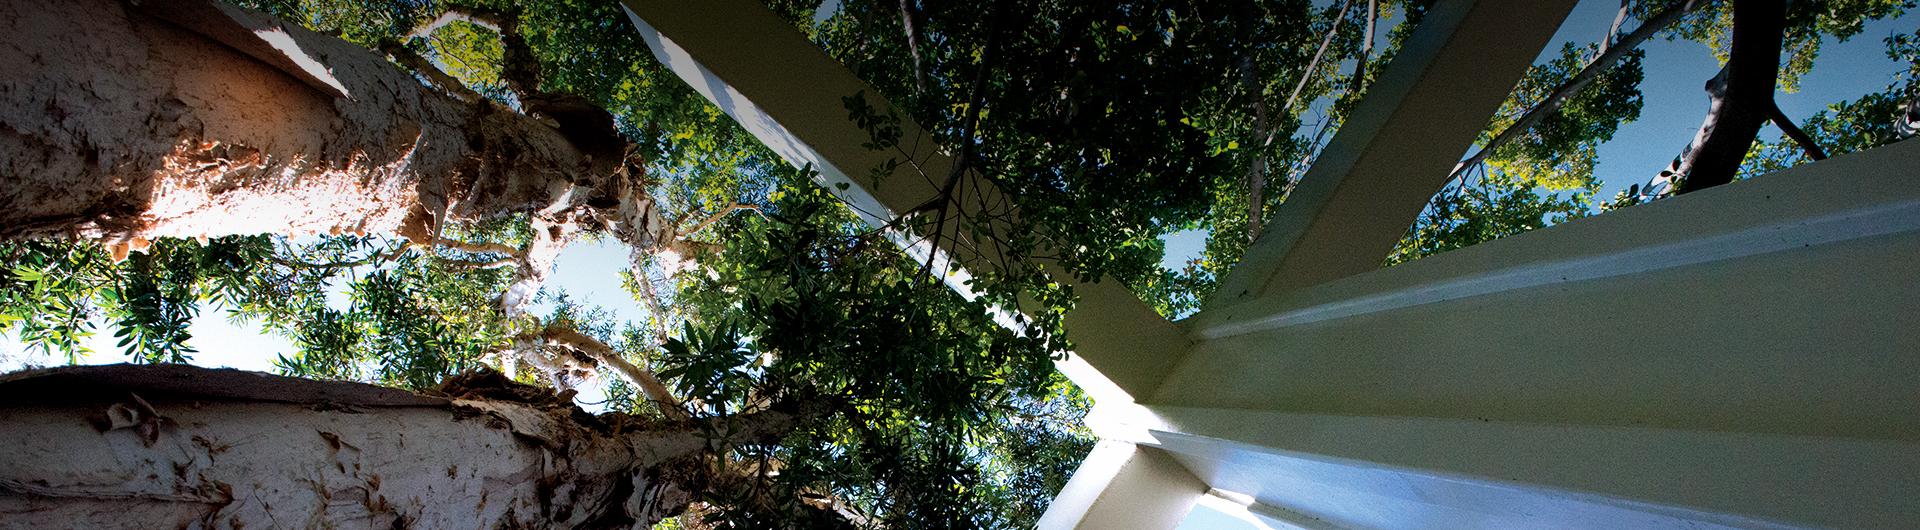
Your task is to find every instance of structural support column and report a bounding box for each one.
[1035,441,1208,530]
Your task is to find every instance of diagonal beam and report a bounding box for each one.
[1035,441,1208,530]
[1207,0,1579,309]
[620,0,1189,403]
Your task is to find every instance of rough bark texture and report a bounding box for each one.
[0,364,801,529]
[0,0,657,251]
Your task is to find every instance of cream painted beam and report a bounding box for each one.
[1035,441,1208,530]
[1171,140,1920,440]
[620,0,1188,403]
[1139,407,1912,529]
[1207,0,1578,307]
[1133,141,1920,528]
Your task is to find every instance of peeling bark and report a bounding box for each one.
[0,0,659,253]
[0,0,684,393]
[0,364,814,528]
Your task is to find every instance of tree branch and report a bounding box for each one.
[1348,0,1377,92]
[1900,96,1920,138]
[1672,0,1788,193]
[632,268,672,346]
[434,238,521,257]
[1241,57,1271,242]
[897,0,928,95]
[378,40,483,102]
[1283,0,1353,113]
[266,245,408,271]
[542,326,688,420]
[910,0,1008,281]
[1601,0,1632,55]
[1767,100,1827,161]
[408,5,542,100]
[445,256,519,269]
[1451,0,1698,181]
[677,203,764,240]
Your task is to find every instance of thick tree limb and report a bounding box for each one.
[1602,0,1632,55]
[408,5,543,100]
[541,325,688,420]
[1348,0,1377,92]
[678,203,765,239]
[0,363,807,528]
[1767,101,1827,160]
[1451,0,1698,181]
[378,40,483,102]
[1672,0,1788,193]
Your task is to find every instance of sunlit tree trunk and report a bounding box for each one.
[0,0,661,254]
[0,364,802,528]
[0,0,684,387]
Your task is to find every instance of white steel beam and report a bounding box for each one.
[1207,0,1579,307]
[1036,441,1209,530]
[1141,140,1920,528]
[619,0,1189,404]
[1170,139,1920,440]
[1121,406,1919,529]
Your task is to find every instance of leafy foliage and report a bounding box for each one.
[1483,44,1646,190]
[1388,174,1595,265]
[1658,0,1914,92]
[782,0,1436,314]
[1744,25,1920,176]
[658,170,1089,527]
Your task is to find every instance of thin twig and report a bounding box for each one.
[1766,101,1827,160]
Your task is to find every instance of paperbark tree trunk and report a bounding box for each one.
[0,364,802,528]
[0,0,680,385]
[0,0,664,253]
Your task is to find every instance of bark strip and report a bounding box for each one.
[0,364,728,528]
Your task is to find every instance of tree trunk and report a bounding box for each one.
[0,0,657,250]
[1671,0,1787,193]
[1242,57,1270,242]
[0,364,799,528]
